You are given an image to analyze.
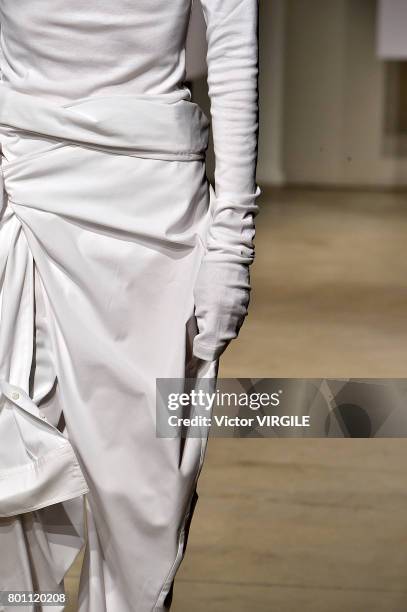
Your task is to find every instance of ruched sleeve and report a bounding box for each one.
[192,0,261,361]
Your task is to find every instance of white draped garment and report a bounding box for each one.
[0,1,260,610]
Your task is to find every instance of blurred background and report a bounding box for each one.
[174,1,407,610]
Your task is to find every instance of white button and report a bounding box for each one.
[11,392,20,400]
[40,415,48,421]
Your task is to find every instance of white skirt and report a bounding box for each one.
[0,86,218,611]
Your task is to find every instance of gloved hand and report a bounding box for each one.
[192,185,261,361]
[192,259,252,361]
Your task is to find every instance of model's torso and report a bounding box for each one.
[0,0,193,102]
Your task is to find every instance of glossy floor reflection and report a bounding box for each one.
[65,188,407,611]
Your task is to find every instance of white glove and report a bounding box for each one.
[192,185,261,361]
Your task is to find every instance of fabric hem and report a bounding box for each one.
[192,339,220,362]
[0,443,89,517]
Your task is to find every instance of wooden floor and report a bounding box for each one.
[66,188,407,611]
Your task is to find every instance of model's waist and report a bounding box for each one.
[0,86,209,161]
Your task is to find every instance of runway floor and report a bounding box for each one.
[66,187,407,611]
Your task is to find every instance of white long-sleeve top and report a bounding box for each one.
[0,0,259,202]
[0,0,261,361]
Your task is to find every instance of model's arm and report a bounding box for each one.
[192,0,261,361]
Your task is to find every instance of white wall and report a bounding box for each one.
[259,0,407,188]
[377,0,407,59]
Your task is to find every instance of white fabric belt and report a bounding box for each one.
[0,86,210,160]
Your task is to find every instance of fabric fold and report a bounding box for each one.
[0,86,211,517]
[0,172,90,516]
[0,87,209,161]
[0,381,89,518]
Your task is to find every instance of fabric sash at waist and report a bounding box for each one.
[0,86,210,161]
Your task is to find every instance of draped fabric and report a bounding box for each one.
[0,1,260,609]
[0,88,218,611]
[0,86,211,509]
